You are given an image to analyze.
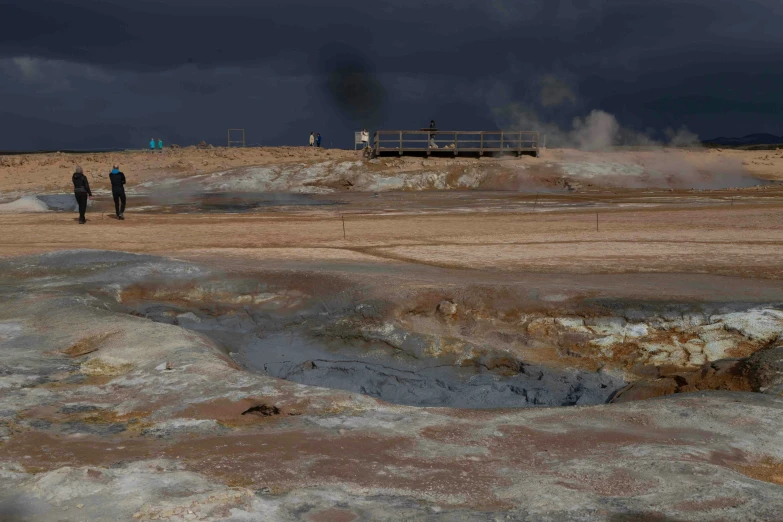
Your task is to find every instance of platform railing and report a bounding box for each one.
[373,130,539,156]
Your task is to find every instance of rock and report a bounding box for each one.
[177,312,201,324]
[437,300,458,317]
[614,356,755,403]
[527,318,556,337]
[625,323,649,338]
[713,308,783,343]
[0,196,50,213]
[585,316,627,336]
[703,339,737,361]
[240,404,280,417]
[744,344,783,394]
[590,334,624,351]
[555,317,586,330]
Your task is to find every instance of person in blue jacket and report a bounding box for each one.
[316,133,322,148]
[157,138,163,151]
[149,138,155,151]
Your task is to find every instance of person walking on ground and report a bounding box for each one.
[149,138,156,152]
[361,129,369,149]
[309,132,315,147]
[429,120,437,148]
[109,164,127,220]
[316,133,322,148]
[157,138,163,152]
[71,166,92,224]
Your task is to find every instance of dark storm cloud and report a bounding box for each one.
[318,43,386,128]
[1,0,783,150]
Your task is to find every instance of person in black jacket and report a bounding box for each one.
[109,164,127,219]
[71,166,92,224]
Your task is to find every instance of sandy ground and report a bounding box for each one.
[0,146,357,194]
[0,203,781,281]
[2,148,783,520]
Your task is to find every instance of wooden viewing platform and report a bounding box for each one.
[373,130,539,157]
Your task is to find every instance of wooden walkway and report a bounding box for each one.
[373,130,539,157]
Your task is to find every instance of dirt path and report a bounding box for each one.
[1,202,782,279]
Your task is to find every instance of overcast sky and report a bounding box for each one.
[1,0,782,150]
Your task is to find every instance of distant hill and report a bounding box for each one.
[703,133,783,146]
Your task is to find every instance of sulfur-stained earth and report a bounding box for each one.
[1,149,783,521]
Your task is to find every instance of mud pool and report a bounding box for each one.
[0,251,622,408]
[4,250,782,412]
[106,285,626,409]
[136,192,342,213]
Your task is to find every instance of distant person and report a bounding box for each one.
[71,166,92,224]
[361,129,369,149]
[429,120,437,147]
[149,138,155,152]
[157,138,163,152]
[316,133,322,148]
[309,132,315,147]
[109,164,127,220]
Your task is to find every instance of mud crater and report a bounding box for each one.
[90,277,626,408]
[78,264,783,409]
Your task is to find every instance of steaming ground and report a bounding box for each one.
[2,147,783,520]
[0,146,778,207]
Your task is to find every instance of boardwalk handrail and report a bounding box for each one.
[372,130,539,157]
